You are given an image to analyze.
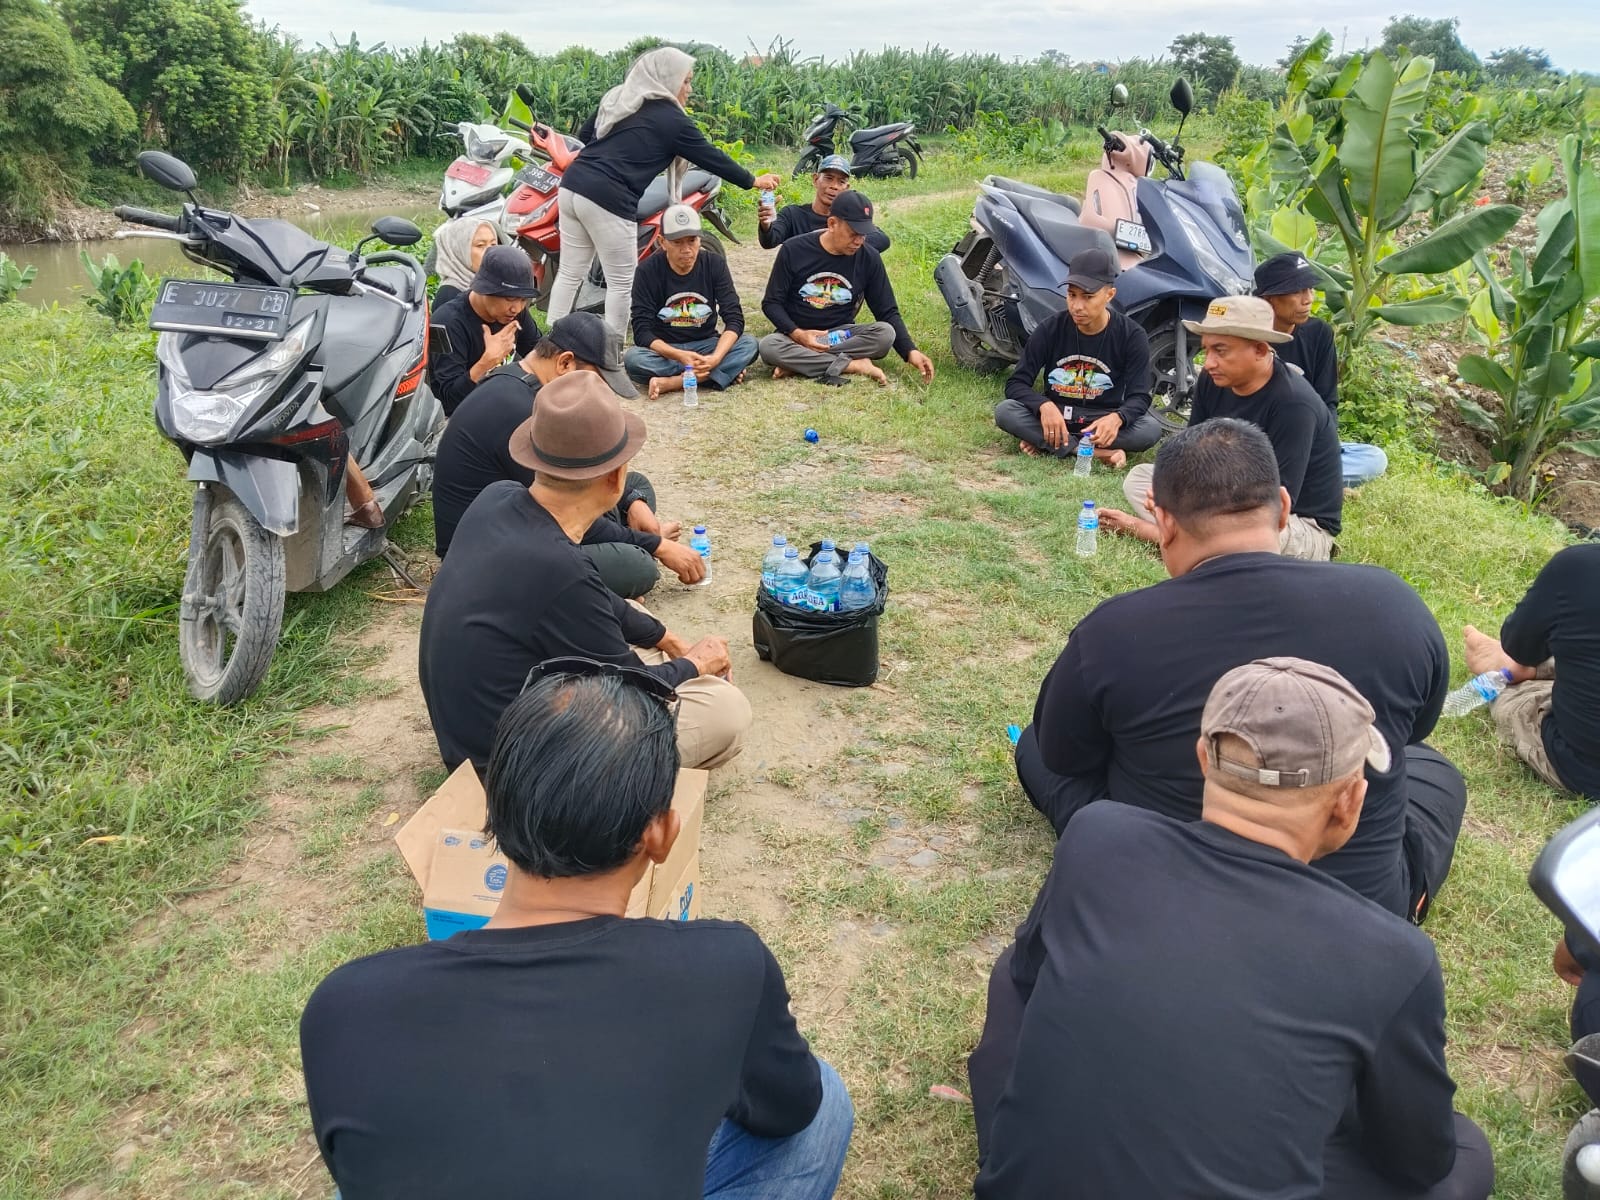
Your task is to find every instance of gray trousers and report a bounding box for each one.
[584,471,658,599]
[993,399,1164,457]
[758,322,896,380]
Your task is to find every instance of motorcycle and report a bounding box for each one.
[933,77,1255,432]
[465,84,742,313]
[792,103,922,179]
[115,150,443,705]
[438,118,531,217]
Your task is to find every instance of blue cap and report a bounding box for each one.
[817,154,852,176]
[1083,500,1096,508]
[772,535,786,545]
[820,539,836,549]
[693,525,706,534]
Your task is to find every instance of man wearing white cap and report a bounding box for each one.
[1104,294,1343,561]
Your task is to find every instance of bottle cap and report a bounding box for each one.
[693,525,706,534]
[1082,431,1094,442]
[773,535,786,545]
[1083,500,1095,508]
[804,428,820,443]
[820,539,835,549]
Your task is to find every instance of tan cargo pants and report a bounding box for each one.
[1121,463,1334,562]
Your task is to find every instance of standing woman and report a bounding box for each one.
[549,47,782,351]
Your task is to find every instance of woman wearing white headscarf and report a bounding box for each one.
[550,46,781,355]
[426,216,504,308]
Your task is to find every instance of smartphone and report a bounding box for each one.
[1529,809,1600,959]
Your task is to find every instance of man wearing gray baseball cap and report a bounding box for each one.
[971,657,1494,1200]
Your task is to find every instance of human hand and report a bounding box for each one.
[792,329,830,353]
[1084,412,1123,447]
[1039,404,1069,451]
[754,172,783,191]
[685,635,733,680]
[907,349,935,382]
[656,539,706,584]
[758,201,777,227]
[483,322,518,363]
[1556,936,1586,986]
[656,630,692,658]
[687,352,717,372]
[1098,507,1157,542]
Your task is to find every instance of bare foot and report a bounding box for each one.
[1463,624,1517,676]
[772,366,794,380]
[734,370,747,385]
[844,359,888,386]
[1019,440,1042,457]
[1095,448,1128,470]
[648,375,684,401]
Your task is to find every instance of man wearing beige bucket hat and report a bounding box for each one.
[970,658,1494,1200]
[418,371,752,776]
[1107,294,1343,561]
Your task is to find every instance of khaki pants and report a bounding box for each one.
[1121,463,1334,562]
[1493,672,1567,791]
[633,642,752,770]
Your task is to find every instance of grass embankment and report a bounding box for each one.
[0,143,1587,1199]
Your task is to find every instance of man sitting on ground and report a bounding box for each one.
[430,244,543,414]
[302,667,853,1200]
[625,205,759,400]
[758,190,934,387]
[757,154,891,253]
[1255,251,1389,487]
[1016,419,1465,923]
[1104,295,1342,561]
[431,312,703,599]
[993,248,1161,466]
[970,658,1495,1200]
[418,371,752,776]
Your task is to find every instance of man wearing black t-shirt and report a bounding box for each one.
[431,313,704,598]
[429,245,542,415]
[994,248,1161,466]
[758,154,892,253]
[418,371,751,776]
[758,191,934,386]
[1017,419,1467,923]
[1107,295,1343,561]
[971,658,1494,1200]
[303,668,853,1200]
[625,205,759,400]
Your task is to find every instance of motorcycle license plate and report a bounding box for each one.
[151,280,294,340]
[1114,219,1152,254]
[446,160,493,185]
[513,163,560,194]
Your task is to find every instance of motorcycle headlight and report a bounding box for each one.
[159,318,312,445]
[1170,204,1253,296]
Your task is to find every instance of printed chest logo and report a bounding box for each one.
[659,291,712,327]
[798,272,852,308]
[1047,355,1114,402]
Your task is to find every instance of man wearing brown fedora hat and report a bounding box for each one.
[1105,294,1343,561]
[971,658,1494,1200]
[418,371,751,777]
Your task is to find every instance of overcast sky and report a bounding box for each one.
[243,1,1598,73]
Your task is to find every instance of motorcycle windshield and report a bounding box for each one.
[196,214,350,290]
[1167,162,1248,245]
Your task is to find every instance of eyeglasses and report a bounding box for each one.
[521,656,679,706]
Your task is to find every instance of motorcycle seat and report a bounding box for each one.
[636,170,717,220]
[1010,195,1118,271]
[986,175,1082,215]
[306,269,410,395]
[850,124,911,144]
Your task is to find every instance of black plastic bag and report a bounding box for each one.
[752,546,889,687]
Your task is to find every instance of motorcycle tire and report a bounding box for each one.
[1147,319,1202,435]
[903,146,920,179]
[792,149,822,179]
[950,325,1010,375]
[178,490,286,706]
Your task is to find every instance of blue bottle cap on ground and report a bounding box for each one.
[804,428,819,443]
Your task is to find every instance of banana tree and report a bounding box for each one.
[1269,49,1521,361]
[1456,131,1600,503]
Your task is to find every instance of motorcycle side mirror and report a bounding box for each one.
[369,216,422,247]
[1171,78,1195,116]
[1110,84,1129,108]
[515,83,537,107]
[138,150,198,194]
[1530,809,1600,961]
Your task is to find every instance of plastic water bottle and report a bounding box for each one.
[682,368,698,408]
[1074,431,1095,476]
[840,550,875,611]
[806,548,842,611]
[817,538,843,568]
[826,328,853,348]
[760,189,776,207]
[1076,501,1098,558]
[853,541,870,558]
[761,535,788,594]
[774,546,808,603]
[689,525,711,585]
[1441,668,1515,717]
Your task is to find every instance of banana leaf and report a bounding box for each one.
[1566,439,1600,458]
[1390,121,1492,230]
[1532,208,1576,286]
[1562,134,1600,298]
[1306,161,1361,246]
[1453,395,1502,433]
[1376,204,1522,276]
[1572,341,1600,358]
[1472,252,1516,326]
[1340,53,1433,232]
[1531,270,1586,327]
[1457,353,1513,397]
[1373,296,1469,324]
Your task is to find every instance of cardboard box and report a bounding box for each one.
[397,761,706,940]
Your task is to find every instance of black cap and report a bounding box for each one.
[1066,247,1119,292]
[470,244,538,298]
[546,312,635,398]
[829,190,879,237]
[1254,251,1320,297]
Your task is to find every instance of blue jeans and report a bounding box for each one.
[625,334,760,390]
[703,1059,854,1200]
[1342,442,1388,487]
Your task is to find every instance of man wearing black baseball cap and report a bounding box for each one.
[995,247,1161,466]
[429,244,546,413]
[758,155,891,253]
[430,312,701,600]
[1255,251,1387,487]
[758,190,934,386]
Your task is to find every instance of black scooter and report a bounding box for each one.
[115,150,444,705]
[792,104,921,179]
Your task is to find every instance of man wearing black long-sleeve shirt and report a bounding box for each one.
[1017,419,1467,922]
[758,191,934,386]
[428,246,542,415]
[757,155,892,253]
[994,248,1161,464]
[419,372,750,776]
[303,668,852,1200]
[971,659,1494,1200]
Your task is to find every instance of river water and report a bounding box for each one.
[2,205,438,307]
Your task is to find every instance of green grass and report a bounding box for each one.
[0,137,1589,1198]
